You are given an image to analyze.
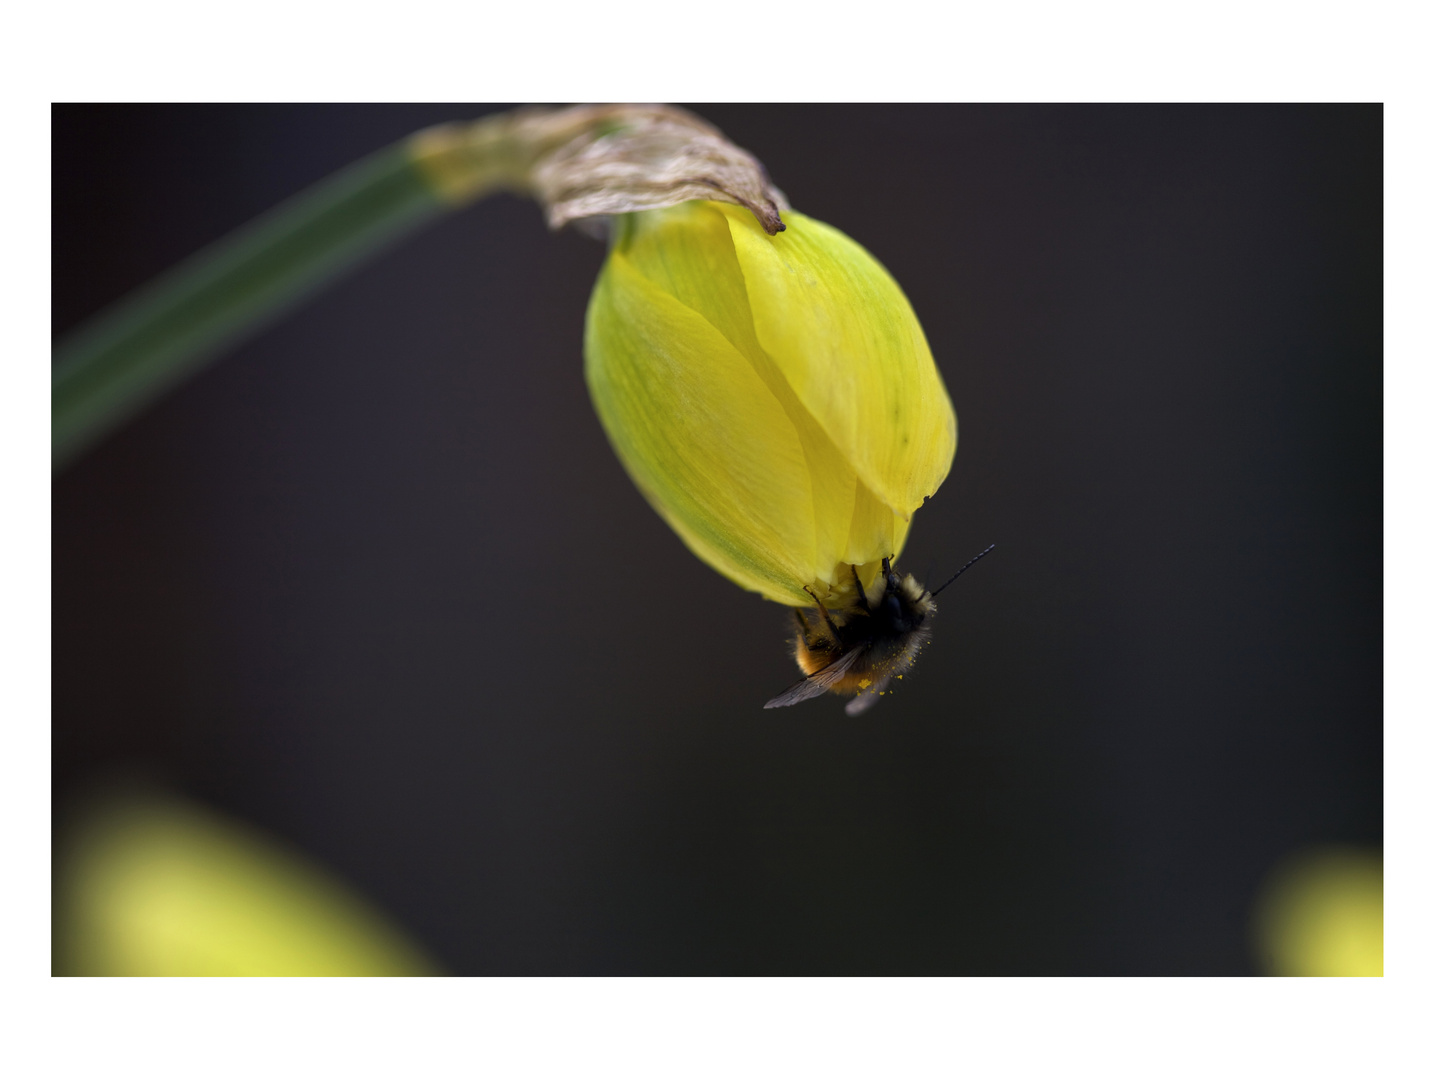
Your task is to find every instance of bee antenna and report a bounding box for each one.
[930,543,996,597]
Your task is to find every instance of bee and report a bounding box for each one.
[764,544,995,716]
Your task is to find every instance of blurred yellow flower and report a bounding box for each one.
[584,201,957,606]
[56,791,437,977]
[1253,846,1383,977]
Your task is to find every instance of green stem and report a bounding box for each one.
[52,119,522,471]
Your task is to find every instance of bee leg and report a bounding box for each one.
[803,585,845,644]
[850,564,872,614]
[881,555,902,594]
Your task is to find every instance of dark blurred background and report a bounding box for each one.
[52,104,1382,974]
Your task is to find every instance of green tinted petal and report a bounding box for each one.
[719,204,957,519]
[618,204,864,594]
[586,248,817,604]
[620,201,767,364]
[588,202,950,605]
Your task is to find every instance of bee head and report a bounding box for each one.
[879,587,908,629]
[878,556,932,634]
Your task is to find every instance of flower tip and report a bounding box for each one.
[748,200,786,235]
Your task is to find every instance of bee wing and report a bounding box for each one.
[763,648,867,709]
[843,674,895,717]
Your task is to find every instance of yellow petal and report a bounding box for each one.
[620,202,766,367]
[1254,847,1383,977]
[585,245,817,604]
[56,792,436,976]
[846,477,911,572]
[586,202,946,604]
[617,204,868,593]
[719,204,957,519]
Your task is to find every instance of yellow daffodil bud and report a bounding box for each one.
[585,200,957,607]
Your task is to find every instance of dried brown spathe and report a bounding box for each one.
[410,104,789,235]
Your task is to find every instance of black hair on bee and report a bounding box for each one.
[764,544,995,716]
